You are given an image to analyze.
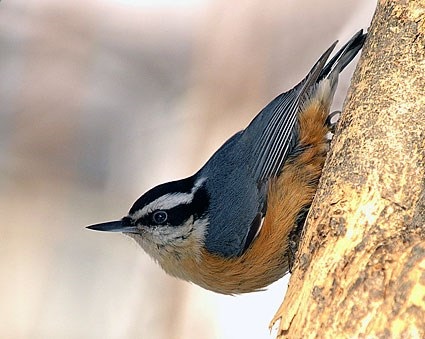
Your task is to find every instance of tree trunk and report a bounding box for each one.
[270,0,425,337]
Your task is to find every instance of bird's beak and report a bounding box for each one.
[86,220,139,234]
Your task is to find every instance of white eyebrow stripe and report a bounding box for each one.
[141,193,192,215]
[131,177,207,220]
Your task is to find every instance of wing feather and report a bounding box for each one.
[252,42,337,181]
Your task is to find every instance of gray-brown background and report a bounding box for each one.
[0,1,375,338]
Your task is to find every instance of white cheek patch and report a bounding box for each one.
[149,216,207,246]
[130,216,209,263]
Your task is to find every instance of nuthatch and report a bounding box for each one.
[87,30,366,294]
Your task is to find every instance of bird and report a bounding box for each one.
[87,30,366,295]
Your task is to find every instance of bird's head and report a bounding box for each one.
[87,176,210,266]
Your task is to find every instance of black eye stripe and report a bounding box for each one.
[129,177,196,215]
[133,185,210,227]
[191,185,209,218]
[166,187,209,226]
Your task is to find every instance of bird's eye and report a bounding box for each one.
[152,211,168,224]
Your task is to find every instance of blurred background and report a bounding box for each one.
[0,1,375,338]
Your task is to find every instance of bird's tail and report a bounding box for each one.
[319,29,367,81]
[307,29,366,110]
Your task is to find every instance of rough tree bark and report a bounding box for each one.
[270,0,425,337]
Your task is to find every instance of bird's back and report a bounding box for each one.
[198,30,366,258]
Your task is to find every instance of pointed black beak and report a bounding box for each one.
[86,220,139,234]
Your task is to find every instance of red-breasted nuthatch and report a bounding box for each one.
[87,30,366,294]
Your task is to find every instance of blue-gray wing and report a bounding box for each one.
[199,30,366,258]
[248,42,336,182]
[248,29,366,183]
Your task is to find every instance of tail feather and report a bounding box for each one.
[309,29,367,109]
[250,30,366,183]
[319,29,366,81]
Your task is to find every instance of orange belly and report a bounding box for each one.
[180,99,331,294]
